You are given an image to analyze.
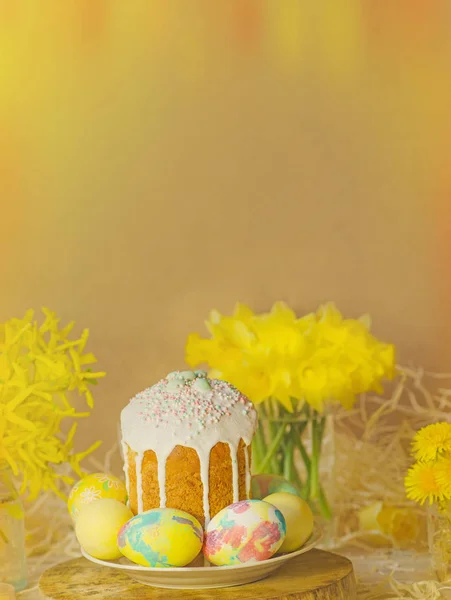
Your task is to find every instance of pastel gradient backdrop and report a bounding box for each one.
[1,1,451,453]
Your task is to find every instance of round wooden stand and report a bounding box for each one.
[39,549,356,599]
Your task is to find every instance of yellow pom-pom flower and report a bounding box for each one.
[405,461,446,505]
[434,457,451,496]
[412,423,451,462]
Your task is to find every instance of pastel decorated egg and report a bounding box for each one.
[251,474,300,500]
[68,472,128,520]
[264,492,314,553]
[117,508,203,567]
[203,499,286,566]
[75,498,133,560]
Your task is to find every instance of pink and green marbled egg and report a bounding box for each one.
[203,499,286,566]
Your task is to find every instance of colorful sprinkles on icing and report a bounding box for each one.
[131,371,254,444]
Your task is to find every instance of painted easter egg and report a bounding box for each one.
[75,499,133,560]
[251,474,300,500]
[68,472,128,520]
[117,508,203,567]
[203,499,286,566]
[264,492,314,553]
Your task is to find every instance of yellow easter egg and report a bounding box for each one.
[263,492,314,553]
[75,498,133,560]
[118,508,203,567]
[67,473,127,520]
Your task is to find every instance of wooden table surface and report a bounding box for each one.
[39,549,356,599]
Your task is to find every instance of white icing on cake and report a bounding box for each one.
[120,370,257,524]
[135,452,144,513]
[244,445,251,497]
[121,441,130,508]
[229,442,239,503]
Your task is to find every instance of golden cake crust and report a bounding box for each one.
[126,439,251,526]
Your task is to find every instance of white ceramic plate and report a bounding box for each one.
[81,526,322,589]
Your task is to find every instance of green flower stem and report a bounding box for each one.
[283,435,294,481]
[252,421,266,472]
[292,419,331,520]
[291,460,304,492]
[293,427,311,469]
[310,414,332,520]
[292,426,311,500]
[318,415,326,443]
[263,400,282,474]
[255,402,333,522]
[310,413,321,499]
[318,485,332,520]
[255,419,288,474]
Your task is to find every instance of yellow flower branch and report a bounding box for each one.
[0,309,105,500]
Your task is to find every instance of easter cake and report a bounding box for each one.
[120,370,258,526]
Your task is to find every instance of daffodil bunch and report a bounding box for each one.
[405,423,451,507]
[0,309,105,500]
[186,301,395,413]
[186,301,395,520]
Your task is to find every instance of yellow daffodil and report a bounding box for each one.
[185,334,221,368]
[0,309,104,499]
[233,367,273,405]
[231,302,255,325]
[186,301,395,413]
[405,461,447,505]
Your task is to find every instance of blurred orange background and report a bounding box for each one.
[1,0,451,454]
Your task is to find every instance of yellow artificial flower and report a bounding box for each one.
[185,334,221,368]
[315,302,346,334]
[412,423,451,462]
[358,501,388,547]
[297,364,328,413]
[405,461,447,505]
[377,505,420,547]
[0,309,104,499]
[389,510,421,547]
[205,307,255,349]
[232,367,273,405]
[186,301,395,413]
[267,368,295,412]
[232,302,255,325]
[359,502,420,548]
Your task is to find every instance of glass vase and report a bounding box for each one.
[428,501,451,582]
[252,400,336,547]
[0,466,27,591]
